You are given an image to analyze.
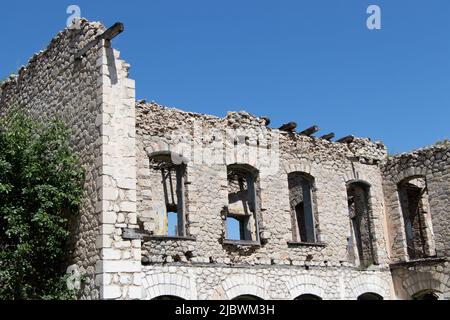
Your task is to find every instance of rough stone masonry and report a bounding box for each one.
[0,19,448,300]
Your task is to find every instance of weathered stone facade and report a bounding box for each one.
[0,19,448,300]
[0,20,106,299]
[382,144,450,299]
[0,19,141,300]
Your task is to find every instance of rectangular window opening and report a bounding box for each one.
[288,173,317,244]
[149,157,187,238]
[398,177,435,259]
[226,166,260,243]
[347,182,377,269]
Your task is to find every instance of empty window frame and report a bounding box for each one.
[226,164,260,242]
[398,176,435,259]
[149,153,186,237]
[288,172,317,243]
[347,181,377,268]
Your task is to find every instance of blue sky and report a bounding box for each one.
[1,0,449,153]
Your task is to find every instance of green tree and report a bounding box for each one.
[0,110,84,300]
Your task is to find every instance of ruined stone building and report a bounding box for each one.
[0,20,449,300]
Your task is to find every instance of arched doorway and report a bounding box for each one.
[413,290,439,300]
[152,295,185,300]
[232,295,263,301]
[357,292,383,300]
[294,294,322,300]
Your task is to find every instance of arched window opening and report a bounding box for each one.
[347,181,377,269]
[225,164,260,243]
[413,290,439,300]
[148,152,187,237]
[152,295,185,300]
[357,293,383,300]
[232,295,263,301]
[288,172,318,243]
[398,176,435,259]
[294,294,322,300]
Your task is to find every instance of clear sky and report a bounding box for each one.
[1,0,449,153]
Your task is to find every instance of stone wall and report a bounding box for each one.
[0,19,140,300]
[135,102,394,299]
[0,20,106,299]
[95,40,141,300]
[141,265,392,300]
[390,259,449,299]
[382,143,450,260]
[381,143,450,299]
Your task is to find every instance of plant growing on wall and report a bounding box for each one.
[0,73,17,86]
[0,110,84,300]
[435,138,450,146]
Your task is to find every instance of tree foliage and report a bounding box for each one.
[0,111,84,300]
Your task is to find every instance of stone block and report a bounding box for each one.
[102,285,122,300]
[100,211,117,225]
[101,248,121,260]
[96,235,112,249]
[102,260,141,273]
